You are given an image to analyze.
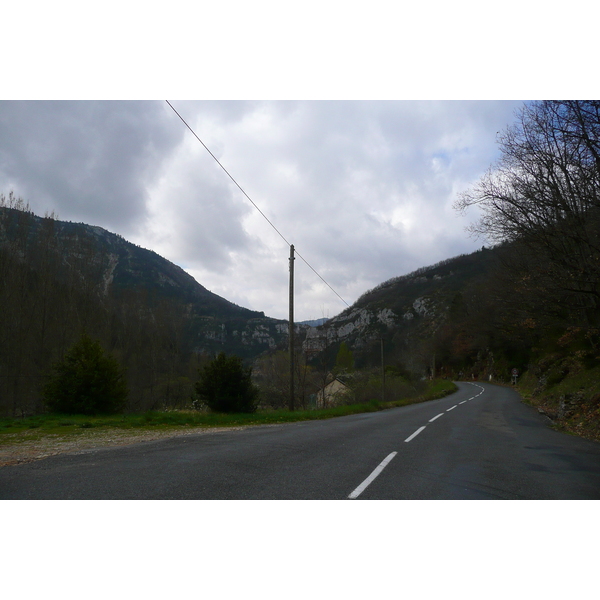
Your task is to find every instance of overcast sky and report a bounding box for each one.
[0,99,527,321]
[2,3,592,322]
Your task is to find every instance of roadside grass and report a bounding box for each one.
[0,379,457,446]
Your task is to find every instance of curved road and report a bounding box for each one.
[1,382,599,499]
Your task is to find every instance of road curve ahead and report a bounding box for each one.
[1,382,599,499]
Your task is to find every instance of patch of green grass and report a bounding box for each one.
[550,364,600,398]
[425,379,458,399]
[0,379,458,443]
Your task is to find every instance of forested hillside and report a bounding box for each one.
[456,100,600,440]
[306,101,600,440]
[308,244,519,376]
[0,197,288,416]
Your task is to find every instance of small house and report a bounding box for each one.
[317,375,352,408]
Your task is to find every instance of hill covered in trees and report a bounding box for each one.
[304,101,600,440]
[0,196,289,416]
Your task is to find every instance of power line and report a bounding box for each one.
[166,100,290,248]
[294,248,349,307]
[165,100,349,308]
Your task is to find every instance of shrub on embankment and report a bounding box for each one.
[518,358,600,443]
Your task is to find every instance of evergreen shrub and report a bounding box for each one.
[43,333,128,415]
[195,353,259,413]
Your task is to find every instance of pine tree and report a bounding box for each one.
[195,353,259,413]
[43,333,128,414]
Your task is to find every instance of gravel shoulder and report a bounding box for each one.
[0,426,248,467]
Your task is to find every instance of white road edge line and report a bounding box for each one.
[348,451,398,499]
[405,426,427,443]
[429,413,444,423]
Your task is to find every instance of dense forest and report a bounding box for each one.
[0,196,199,415]
[0,196,288,416]
[451,100,600,380]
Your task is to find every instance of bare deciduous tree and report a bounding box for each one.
[455,100,600,322]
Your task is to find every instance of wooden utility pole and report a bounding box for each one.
[381,337,385,403]
[289,244,295,411]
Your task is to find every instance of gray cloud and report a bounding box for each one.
[0,101,182,235]
[0,100,523,320]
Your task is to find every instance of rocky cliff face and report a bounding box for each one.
[190,318,292,357]
[303,307,399,352]
[303,248,496,372]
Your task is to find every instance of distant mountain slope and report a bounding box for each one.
[352,248,495,313]
[0,206,264,320]
[304,247,500,373]
[298,318,329,327]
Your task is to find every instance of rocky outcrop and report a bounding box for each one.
[304,307,399,353]
[558,392,586,420]
[412,296,432,316]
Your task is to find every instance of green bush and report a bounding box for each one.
[195,353,259,413]
[43,333,128,415]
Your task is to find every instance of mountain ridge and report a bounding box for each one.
[0,207,267,320]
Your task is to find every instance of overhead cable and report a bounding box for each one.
[294,248,350,307]
[166,100,290,247]
[165,100,349,308]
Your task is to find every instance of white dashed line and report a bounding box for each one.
[349,384,487,498]
[348,452,397,499]
[405,426,427,443]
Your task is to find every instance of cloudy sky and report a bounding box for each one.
[2,3,592,323]
[0,99,527,321]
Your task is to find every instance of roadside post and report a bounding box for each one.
[511,368,518,385]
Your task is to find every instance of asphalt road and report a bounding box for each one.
[2,382,600,499]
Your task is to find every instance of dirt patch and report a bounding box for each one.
[0,426,248,467]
